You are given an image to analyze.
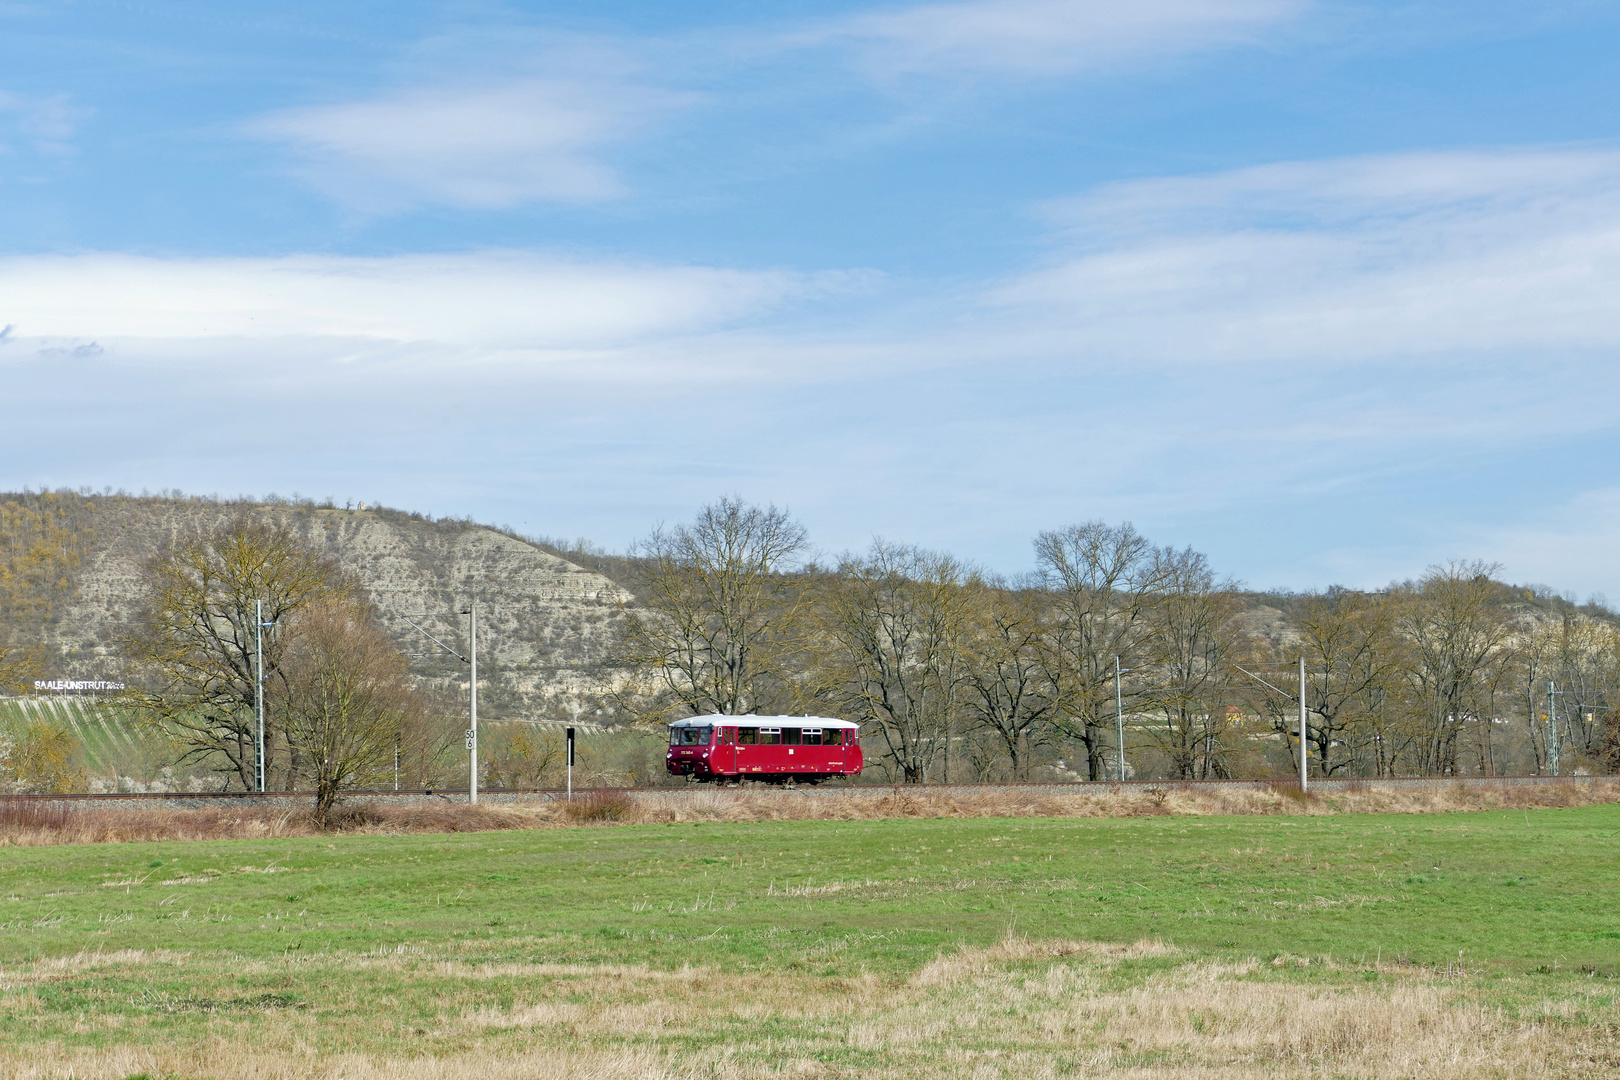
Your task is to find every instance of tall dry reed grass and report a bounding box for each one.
[3,778,1618,847]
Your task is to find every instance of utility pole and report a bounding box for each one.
[1298,656,1308,793]
[254,599,266,793]
[1114,656,1126,781]
[1547,680,1560,777]
[400,610,477,797]
[1230,660,1309,791]
[467,602,478,805]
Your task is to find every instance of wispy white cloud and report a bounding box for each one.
[0,252,840,355]
[247,78,692,210]
[12,146,1620,380]
[817,0,1304,79]
[0,90,86,157]
[243,1,1305,213]
[989,145,1620,364]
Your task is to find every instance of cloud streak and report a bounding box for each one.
[816,0,1304,79]
[988,145,1620,364]
[249,79,692,210]
[0,252,838,354]
[0,90,85,159]
[243,0,1305,213]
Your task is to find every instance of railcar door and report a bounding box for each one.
[736,725,760,775]
[822,727,843,772]
[716,726,738,775]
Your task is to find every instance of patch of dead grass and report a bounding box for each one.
[0,938,1613,1078]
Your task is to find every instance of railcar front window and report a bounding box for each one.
[675,726,713,746]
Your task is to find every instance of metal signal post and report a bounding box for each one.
[255,599,266,793]
[1547,680,1560,777]
[1114,657,1127,781]
[1298,657,1308,794]
[467,603,478,805]
[399,607,479,804]
[1231,659,1310,793]
[566,726,575,801]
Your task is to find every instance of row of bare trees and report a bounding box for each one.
[618,501,1620,782]
[114,502,1620,797]
[1289,570,1620,779]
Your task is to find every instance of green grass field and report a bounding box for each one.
[2,806,1618,1078]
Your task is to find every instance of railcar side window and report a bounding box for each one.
[721,727,738,744]
[783,728,802,745]
[738,727,759,745]
[802,729,823,746]
[845,729,857,746]
[759,728,782,745]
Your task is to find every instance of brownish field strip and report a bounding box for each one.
[1,939,1614,1079]
[3,779,1619,846]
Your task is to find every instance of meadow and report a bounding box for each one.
[1,804,1617,1078]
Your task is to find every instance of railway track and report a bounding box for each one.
[3,773,1613,808]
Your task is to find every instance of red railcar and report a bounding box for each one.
[666,714,863,784]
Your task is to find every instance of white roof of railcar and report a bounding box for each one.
[668,713,860,729]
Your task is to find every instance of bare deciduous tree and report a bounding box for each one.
[1033,521,1167,780]
[960,582,1058,780]
[1293,589,1403,777]
[125,517,347,788]
[1141,549,1245,780]
[278,596,433,824]
[617,498,809,722]
[818,541,972,783]
[484,725,564,789]
[1543,615,1620,767]
[1396,562,1513,776]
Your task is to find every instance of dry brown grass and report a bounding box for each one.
[0,938,1613,1078]
[0,797,538,847]
[623,778,1620,826]
[4,779,1619,847]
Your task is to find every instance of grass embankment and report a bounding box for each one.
[1,808,1617,1078]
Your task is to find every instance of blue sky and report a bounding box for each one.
[4,0,1620,597]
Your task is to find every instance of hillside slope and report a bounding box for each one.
[2,493,630,721]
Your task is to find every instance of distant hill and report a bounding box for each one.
[3,490,1612,724]
[0,492,631,722]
